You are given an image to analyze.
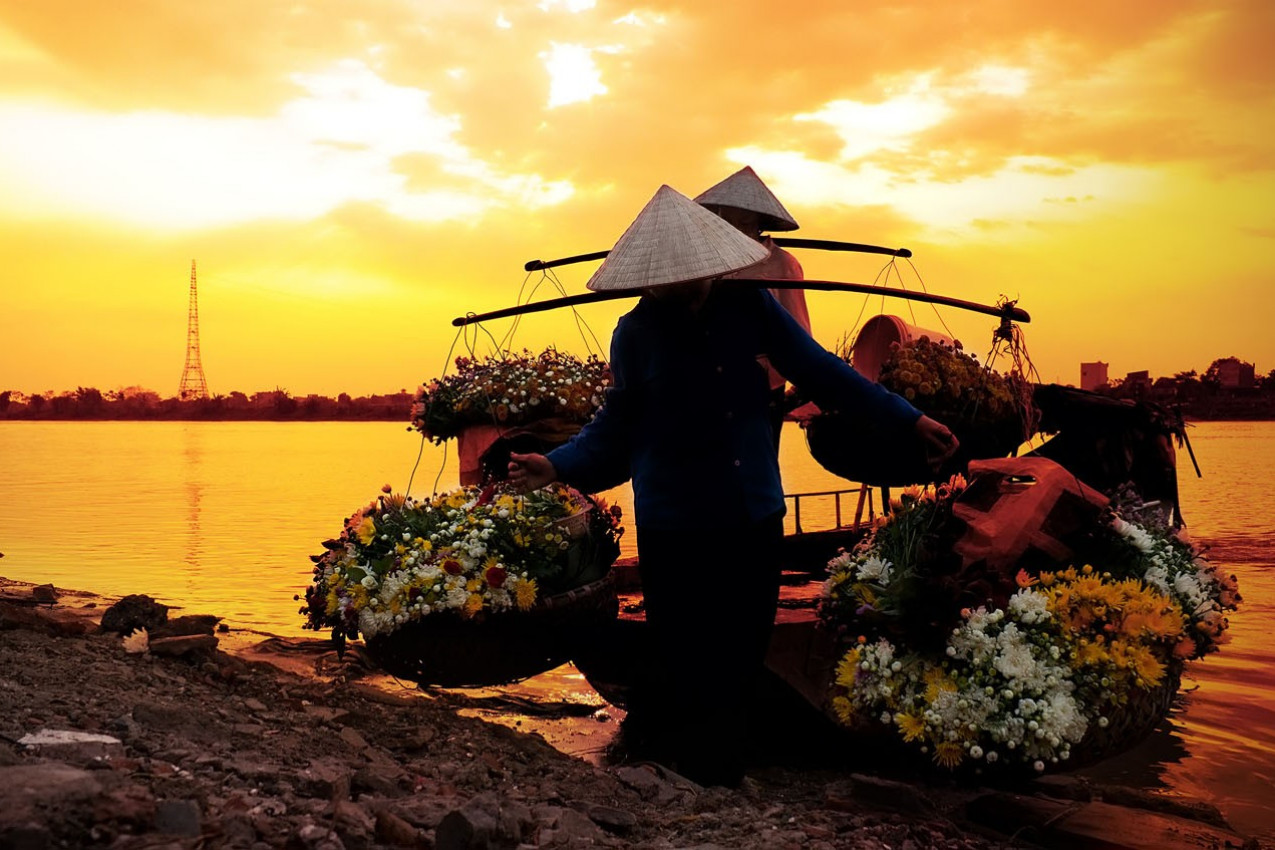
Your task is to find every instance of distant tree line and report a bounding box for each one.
[3,355,1273,423]
[0,386,415,421]
[1099,356,1275,420]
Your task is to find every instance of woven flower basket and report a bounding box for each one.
[362,574,619,688]
[1064,662,1183,770]
[821,658,1184,777]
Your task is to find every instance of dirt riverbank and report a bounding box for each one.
[0,578,1264,850]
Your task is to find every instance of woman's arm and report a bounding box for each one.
[530,323,638,493]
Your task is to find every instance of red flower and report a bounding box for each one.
[485,565,507,588]
[442,558,463,575]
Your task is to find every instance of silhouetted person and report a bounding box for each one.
[509,185,958,788]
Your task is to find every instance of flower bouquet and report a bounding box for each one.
[805,336,1032,486]
[410,348,610,444]
[301,482,624,686]
[819,466,1240,774]
[410,348,611,485]
[878,336,1030,450]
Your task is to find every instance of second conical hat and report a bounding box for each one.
[694,165,799,232]
[586,185,770,292]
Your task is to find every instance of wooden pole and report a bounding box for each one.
[452,279,1030,327]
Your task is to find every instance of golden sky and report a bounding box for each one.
[1,0,1272,396]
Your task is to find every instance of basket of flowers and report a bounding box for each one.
[806,333,1032,486]
[410,349,611,485]
[818,459,1240,775]
[301,483,624,687]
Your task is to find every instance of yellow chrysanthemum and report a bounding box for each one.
[924,668,958,703]
[853,583,878,605]
[1073,640,1109,668]
[934,741,964,769]
[1069,575,1107,599]
[356,516,376,545]
[1125,645,1166,687]
[464,593,484,617]
[835,650,861,689]
[831,696,855,725]
[1145,605,1186,638]
[514,578,538,611]
[466,578,483,593]
[324,588,340,617]
[825,571,852,591]
[896,712,927,743]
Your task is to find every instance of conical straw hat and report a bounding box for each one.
[586,185,771,292]
[694,165,799,232]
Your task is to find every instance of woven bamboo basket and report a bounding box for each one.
[822,658,1184,777]
[1064,662,1183,770]
[363,574,619,688]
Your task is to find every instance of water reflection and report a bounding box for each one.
[183,424,204,573]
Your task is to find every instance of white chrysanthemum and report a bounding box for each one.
[1037,691,1087,745]
[1142,565,1171,595]
[993,640,1037,681]
[1114,518,1156,553]
[1008,589,1050,624]
[1173,572,1206,608]
[856,556,893,584]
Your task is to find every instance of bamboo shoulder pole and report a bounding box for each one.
[453,280,1029,327]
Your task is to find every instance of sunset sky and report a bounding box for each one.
[1,0,1272,397]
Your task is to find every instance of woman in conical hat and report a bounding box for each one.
[509,184,958,787]
[696,166,810,453]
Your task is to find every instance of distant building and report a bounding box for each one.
[1150,376,1179,403]
[1080,361,1109,391]
[1216,359,1256,389]
[1124,370,1152,397]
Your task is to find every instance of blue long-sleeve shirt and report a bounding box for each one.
[547,285,922,530]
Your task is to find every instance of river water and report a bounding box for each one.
[0,420,1271,837]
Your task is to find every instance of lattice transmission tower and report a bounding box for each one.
[178,260,210,400]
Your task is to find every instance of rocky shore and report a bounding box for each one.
[0,578,1265,850]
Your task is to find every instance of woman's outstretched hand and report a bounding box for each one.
[507,452,557,493]
[915,415,960,471]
